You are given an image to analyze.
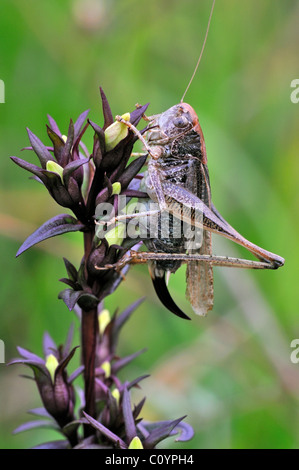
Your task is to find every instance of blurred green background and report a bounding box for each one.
[0,0,298,449]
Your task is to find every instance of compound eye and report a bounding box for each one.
[173,115,189,128]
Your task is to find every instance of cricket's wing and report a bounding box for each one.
[186,229,214,316]
[185,161,214,316]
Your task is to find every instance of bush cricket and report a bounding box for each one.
[98,0,285,319]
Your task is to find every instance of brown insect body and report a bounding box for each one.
[143,103,214,318]
[139,102,284,318]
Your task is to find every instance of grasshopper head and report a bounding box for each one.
[157,103,201,137]
[146,102,207,163]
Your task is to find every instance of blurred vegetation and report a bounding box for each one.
[0,0,298,449]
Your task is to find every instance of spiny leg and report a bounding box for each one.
[95,250,278,272]
[116,115,158,158]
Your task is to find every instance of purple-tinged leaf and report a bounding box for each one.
[89,120,105,163]
[122,387,136,443]
[19,374,35,381]
[43,332,57,358]
[40,169,75,207]
[47,114,62,136]
[98,263,131,303]
[95,187,109,206]
[27,128,55,168]
[63,157,89,185]
[72,121,90,167]
[58,288,84,311]
[63,322,75,356]
[83,412,127,449]
[16,214,85,257]
[133,397,146,420]
[101,137,132,172]
[76,386,85,410]
[59,278,77,289]
[8,357,39,368]
[46,125,65,163]
[66,176,82,205]
[92,134,103,168]
[61,119,74,165]
[106,390,119,426]
[55,346,79,380]
[137,421,150,439]
[112,349,147,374]
[63,258,78,282]
[79,140,90,158]
[130,103,149,126]
[13,419,58,434]
[112,298,145,345]
[100,88,114,129]
[73,304,82,320]
[95,378,109,397]
[27,407,52,419]
[127,174,144,191]
[126,374,150,391]
[117,154,147,189]
[22,145,54,152]
[173,421,194,442]
[73,435,112,449]
[16,346,44,364]
[77,261,87,286]
[122,189,148,198]
[33,440,70,449]
[88,119,104,137]
[62,419,82,436]
[142,417,186,449]
[10,156,47,184]
[68,365,84,384]
[74,110,89,140]
[9,359,49,386]
[41,169,63,183]
[29,174,44,185]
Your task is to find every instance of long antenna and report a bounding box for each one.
[180,0,216,103]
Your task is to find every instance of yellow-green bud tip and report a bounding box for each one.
[98,308,111,335]
[111,182,121,195]
[111,388,120,405]
[104,112,130,152]
[46,161,64,182]
[105,223,125,247]
[128,436,143,449]
[45,354,59,383]
[101,361,111,378]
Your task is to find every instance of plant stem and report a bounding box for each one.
[81,308,97,424]
[82,231,98,436]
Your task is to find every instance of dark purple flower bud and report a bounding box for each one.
[74,110,89,140]
[60,120,74,167]
[9,344,78,429]
[117,154,147,189]
[86,241,109,277]
[47,114,62,136]
[26,128,56,168]
[46,126,65,163]
[99,87,114,130]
